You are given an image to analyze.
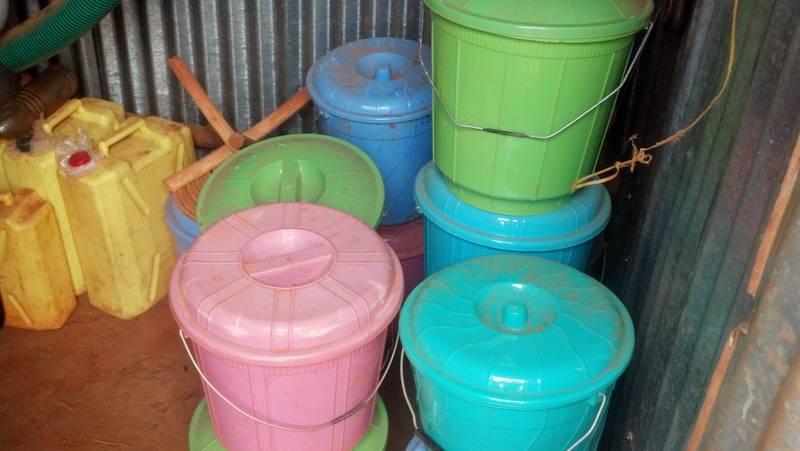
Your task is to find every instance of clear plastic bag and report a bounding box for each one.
[54,127,101,177]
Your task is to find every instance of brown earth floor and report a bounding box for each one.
[0,297,415,451]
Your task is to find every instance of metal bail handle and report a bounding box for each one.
[416,1,656,141]
[178,329,399,432]
[400,346,608,451]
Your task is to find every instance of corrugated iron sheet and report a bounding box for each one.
[600,0,800,449]
[14,0,428,135]
[10,1,800,449]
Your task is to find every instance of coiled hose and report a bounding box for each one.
[0,0,120,73]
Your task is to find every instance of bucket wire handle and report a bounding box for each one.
[179,328,399,432]
[402,345,608,451]
[416,1,655,141]
[566,392,608,451]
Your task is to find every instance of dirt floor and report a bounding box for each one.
[0,296,414,451]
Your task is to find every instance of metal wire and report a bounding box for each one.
[416,1,654,141]
[179,328,399,432]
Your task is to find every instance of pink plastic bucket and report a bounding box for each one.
[170,203,404,451]
[378,218,424,299]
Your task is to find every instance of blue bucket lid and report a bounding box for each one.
[306,37,432,123]
[399,255,634,409]
[414,163,610,251]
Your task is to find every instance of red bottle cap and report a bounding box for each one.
[68,151,92,167]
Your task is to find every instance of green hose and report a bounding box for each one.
[0,0,120,73]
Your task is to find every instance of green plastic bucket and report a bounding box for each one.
[425,0,653,215]
[188,395,390,450]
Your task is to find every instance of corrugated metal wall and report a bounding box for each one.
[600,0,800,449]
[13,0,428,135]
[10,1,800,449]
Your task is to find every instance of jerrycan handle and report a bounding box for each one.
[98,119,146,156]
[43,99,82,134]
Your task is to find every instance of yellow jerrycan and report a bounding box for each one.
[43,97,125,145]
[0,139,9,192]
[0,189,76,330]
[3,98,125,295]
[58,116,195,319]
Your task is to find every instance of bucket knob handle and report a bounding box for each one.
[374,64,392,82]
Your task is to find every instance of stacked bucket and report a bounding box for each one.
[399,1,653,450]
[168,38,434,451]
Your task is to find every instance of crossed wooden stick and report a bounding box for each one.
[162,57,310,218]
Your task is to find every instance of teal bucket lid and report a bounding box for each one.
[197,134,385,231]
[306,37,432,123]
[424,0,653,42]
[414,163,610,252]
[399,255,634,409]
[188,395,389,450]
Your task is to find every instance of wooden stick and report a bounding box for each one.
[244,88,310,141]
[686,324,746,451]
[747,133,800,297]
[163,88,310,192]
[167,57,244,149]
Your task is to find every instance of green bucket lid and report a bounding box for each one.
[197,134,385,231]
[424,0,653,42]
[188,396,389,450]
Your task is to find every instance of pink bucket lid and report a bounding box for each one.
[377,219,424,260]
[169,203,404,365]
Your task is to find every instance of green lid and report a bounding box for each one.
[424,0,653,42]
[188,396,389,450]
[197,134,385,231]
[400,255,634,409]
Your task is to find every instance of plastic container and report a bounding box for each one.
[188,396,389,451]
[378,219,424,298]
[0,189,76,330]
[59,116,195,319]
[43,97,126,144]
[4,134,85,293]
[0,65,78,139]
[170,203,404,451]
[426,0,652,215]
[307,37,432,225]
[3,97,126,295]
[164,194,198,256]
[415,163,610,276]
[197,134,385,231]
[400,254,635,451]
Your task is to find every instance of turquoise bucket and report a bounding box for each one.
[414,163,610,276]
[399,255,634,450]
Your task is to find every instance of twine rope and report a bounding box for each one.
[572,0,740,190]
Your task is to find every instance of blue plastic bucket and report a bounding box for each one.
[414,163,610,276]
[307,37,432,225]
[399,255,635,450]
[164,194,198,256]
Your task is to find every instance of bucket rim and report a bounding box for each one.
[414,163,611,252]
[170,240,405,367]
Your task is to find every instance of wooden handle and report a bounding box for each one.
[244,88,310,141]
[164,88,310,192]
[168,57,243,149]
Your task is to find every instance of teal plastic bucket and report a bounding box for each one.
[414,162,610,276]
[400,255,634,450]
